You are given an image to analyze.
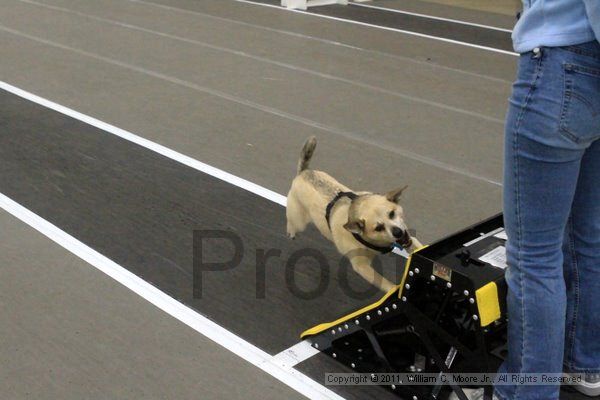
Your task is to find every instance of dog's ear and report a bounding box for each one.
[385,185,408,204]
[344,218,365,234]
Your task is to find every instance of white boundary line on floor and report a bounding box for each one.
[0,192,339,399]
[0,81,349,399]
[274,340,321,368]
[0,82,287,207]
[349,1,513,33]
[232,0,518,56]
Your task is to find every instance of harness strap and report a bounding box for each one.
[325,191,394,254]
[325,191,357,229]
[351,232,394,254]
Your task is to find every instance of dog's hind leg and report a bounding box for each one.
[286,194,309,239]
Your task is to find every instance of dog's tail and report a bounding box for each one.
[297,136,317,174]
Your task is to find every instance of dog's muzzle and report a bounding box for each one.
[393,227,412,248]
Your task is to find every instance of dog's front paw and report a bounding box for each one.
[287,232,296,240]
[409,237,424,252]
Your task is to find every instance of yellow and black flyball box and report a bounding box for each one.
[301,214,508,400]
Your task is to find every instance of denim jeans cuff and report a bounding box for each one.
[565,365,600,373]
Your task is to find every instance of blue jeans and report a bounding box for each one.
[496,41,600,400]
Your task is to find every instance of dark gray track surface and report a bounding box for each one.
[365,0,517,29]
[0,87,407,400]
[0,90,406,355]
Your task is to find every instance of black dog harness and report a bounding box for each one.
[325,191,395,254]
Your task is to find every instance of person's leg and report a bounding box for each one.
[564,138,600,385]
[560,41,600,395]
[496,45,591,400]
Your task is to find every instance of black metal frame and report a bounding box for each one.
[302,214,508,400]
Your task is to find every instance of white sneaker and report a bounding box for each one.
[448,388,499,400]
[566,373,600,397]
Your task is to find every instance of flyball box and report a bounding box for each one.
[301,214,508,400]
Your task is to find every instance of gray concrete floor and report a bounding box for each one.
[0,0,514,241]
[0,0,518,398]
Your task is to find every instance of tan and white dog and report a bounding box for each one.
[286,136,423,292]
